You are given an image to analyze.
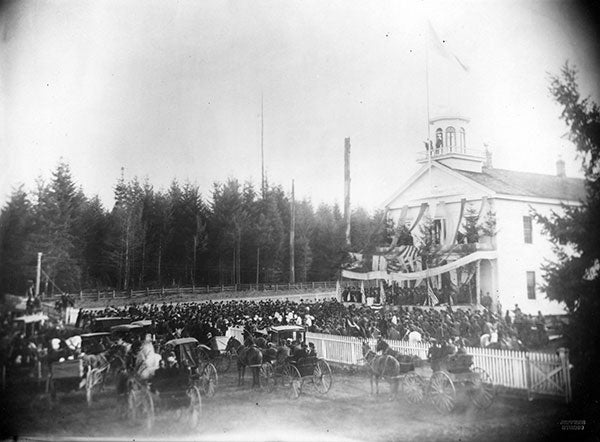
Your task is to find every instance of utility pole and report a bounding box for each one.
[35,252,42,297]
[261,94,265,199]
[344,138,351,247]
[289,179,296,284]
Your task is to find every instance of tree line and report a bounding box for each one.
[0,163,394,296]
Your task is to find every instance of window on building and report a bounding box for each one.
[435,128,443,149]
[523,216,533,243]
[459,127,466,149]
[432,218,446,245]
[445,127,456,148]
[526,271,536,299]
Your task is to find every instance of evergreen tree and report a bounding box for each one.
[534,63,600,422]
[0,186,35,295]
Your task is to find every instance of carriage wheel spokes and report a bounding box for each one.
[285,365,302,400]
[428,371,456,414]
[260,363,275,393]
[127,383,154,430]
[215,352,231,374]
[200,363,218,398]
[313,359,332,394]
[187,385,202,429]
[468,367,496,410]
[403,372,425,404]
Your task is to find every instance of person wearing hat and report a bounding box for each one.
[136,333,161,380]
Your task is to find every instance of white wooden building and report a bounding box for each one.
[381,117,585,315]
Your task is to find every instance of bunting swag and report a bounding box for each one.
[450,198,467,245]
[477,196,488,220]
[385,245,420,272]
[409,202,429,233]
[341,250,497,281]
[381,205,409,253]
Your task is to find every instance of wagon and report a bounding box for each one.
[196,336,233,374]
[126,337,217,430]
[425,352,496,413]
[267,325,333,399]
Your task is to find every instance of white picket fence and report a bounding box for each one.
[305,332,572,403]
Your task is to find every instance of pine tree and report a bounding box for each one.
[534,63,600,421]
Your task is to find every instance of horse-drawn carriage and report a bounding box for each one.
[425,350,496,413]
[196,335,233,374]
[45,331,112,407]
[126,336,217,430]
[363,339,495,412]
[267,325,333,399]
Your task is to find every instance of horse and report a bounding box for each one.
[226,337,263,388]
[376,338,417,371]
[361,342,400,399]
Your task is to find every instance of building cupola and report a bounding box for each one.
[418,116,485,173]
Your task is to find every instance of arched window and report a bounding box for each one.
[445,126,456,148]
[435,128,443,148]
[459,127,466,149]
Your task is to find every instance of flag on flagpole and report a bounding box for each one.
[427,278,439,306]
[428,20,469,72]
[360,280,365,304]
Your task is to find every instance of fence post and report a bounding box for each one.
[525,353,533,401]
[321,339,326,360]
[558,348,572,403]
[161,287,165,298]
[112,290,115,299]
[275,284,278,292]
[350,340,356,364]
[79,290,83,300]
[146,287,149,297]
[312,282,315,289]
[97,290,100,301]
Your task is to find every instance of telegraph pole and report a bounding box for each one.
[35,252,42,297]
[289,179,295,284]
[344,138,351,247]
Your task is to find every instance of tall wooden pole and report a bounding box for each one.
[289,179,295,284]
[344,138,351,247]
[256,247,260,285]
[261,94,265,199]
[35,252,42,297]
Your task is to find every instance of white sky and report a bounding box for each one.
[1,0,598,212]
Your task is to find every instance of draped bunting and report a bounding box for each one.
[450,198,467,245]
[384,245,420,272]
[341,250,497,281]
[477,196,489,219]
[382,205,409,253]
[409,202,429,233]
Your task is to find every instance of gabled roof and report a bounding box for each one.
[456,167,586,202]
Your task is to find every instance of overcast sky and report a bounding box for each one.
[1,0,598,212]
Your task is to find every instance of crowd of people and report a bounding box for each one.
[76,297,549,351]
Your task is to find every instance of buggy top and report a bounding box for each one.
[165,337,201,368]
[268,325,305,344]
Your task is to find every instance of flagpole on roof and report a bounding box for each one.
[425,20,433,196]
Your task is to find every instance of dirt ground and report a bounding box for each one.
[0,365,583,442]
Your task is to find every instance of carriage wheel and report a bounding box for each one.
[214,353,231,374]
[46,376,56,408]
[428,371,456,414]
[186,385,202,429]
[312,359,332,394]
[127,386,154,430]
[197,348,210,364]
[467,367,495,410]
[260,363,275,393]
[403,372,425,404]
[284,365,302,400]
[200,363,218,398]
[85,369,93,406]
